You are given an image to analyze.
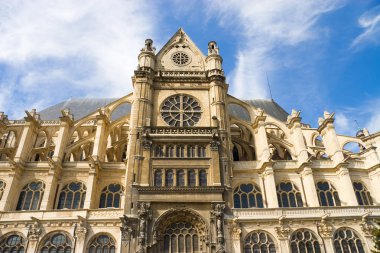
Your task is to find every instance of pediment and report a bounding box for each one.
[156,28,206,71]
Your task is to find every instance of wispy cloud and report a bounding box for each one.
[204,0,345,99]
[0,0,158,118]
[352,4,380,47]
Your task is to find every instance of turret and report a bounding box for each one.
[206,41,223,76]
[138,39,156,70]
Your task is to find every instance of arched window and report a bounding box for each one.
[333,228,365,253]
[353,182,373,206]
[316,181,341,206]
[57,182,86,209]
[163,222,199,253]
[99,184,124,208]
[232,145,239,161]
[187,146,196,158]
[166,145,174,158]
[177,170,185,186]
[188,170,196,186]
[290,229,322,253]
[244,231,276,253]
[0,233,26,252]
[197,146,206,158]
[88,234,116,253]
[39,233,73,253]
[199,170,207,186]
[16,181,45,210]
[154,170,163,186]
[176,145,185,158]
[0,180,6,200]
[165,170,174,187]
[154,145,163,157]
[277,182,303,207]
[234,184,264,208]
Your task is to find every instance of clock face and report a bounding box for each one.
[171,51,191,66]
[160,94,202,127]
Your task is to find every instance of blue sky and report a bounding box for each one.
[0,0,379,136]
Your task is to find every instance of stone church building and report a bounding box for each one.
[0,29,379,253]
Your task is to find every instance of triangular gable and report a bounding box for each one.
[155,28,206,71]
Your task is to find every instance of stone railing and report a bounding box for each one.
[150,127,214,135]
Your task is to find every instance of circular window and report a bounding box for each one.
[171,52,190,66]
[161,94,201,127]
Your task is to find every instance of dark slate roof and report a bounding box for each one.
[38,98,131,121]
[38,98,288,122]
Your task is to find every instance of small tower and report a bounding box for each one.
[138,39,156,70]
[206,41,223,76]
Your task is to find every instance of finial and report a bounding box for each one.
[208,41,219,55]
[141,39,155,53]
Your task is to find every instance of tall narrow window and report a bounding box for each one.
[199,170,207,186]
[197,146,206,158]
[166,146,174,158]
[188,170,196,186]
[57,182,86,209]
[154,145,163,157]
[177,170,185,186]
[316,181,341,206]
[39,232,72,253]
[0,180,6,200]
[154,170,163,186]
[176,145,185,158]
[234,184,264,208]
[244,231,276,253]
[0,233,26,253]
[333,228,365,253]
[88,234,116,253]
[166,170,174,186]
[277,182,303,207]
[99,184,124,208]
[290,229,322,253]
[187,146,196,158]
[16,181,45,210]
[353,182,373,206]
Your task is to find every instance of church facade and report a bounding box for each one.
[0,29,379,253]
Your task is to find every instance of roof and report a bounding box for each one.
[38,98,288,122]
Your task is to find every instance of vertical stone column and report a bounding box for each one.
[137,202,152,253]
[140,134,152,186]
[210,136,221,186]
[0,168,21,211]
[52,109,73,163]
[26,219,41,253]
[92,109,110,162]
[360,214,376,252]
[336,167,358,206]
[39,167,60,210]
[317,112,344,164]
[301,167,319,207]
[275,217,290,253]
[83,160,98,209]
[369,169,380,204]
[211,203,226,253]
[262,166,278,208]
[14,110,41,163]
[74,217,88,253]
[120,215,138,253]
[229,221,241,253]
[317,216,335,253]
[286,110,308,162]
[252,110,269,161]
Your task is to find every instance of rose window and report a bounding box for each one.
[171,52,190,65]
[161,94,201,127]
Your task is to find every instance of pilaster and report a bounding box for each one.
[262,166,278,208]
[336,167,358,206]
[52,109,73,163]
[300,167,319,207]
[286,110,308,163]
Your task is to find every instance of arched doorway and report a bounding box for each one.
[152,209,208,253]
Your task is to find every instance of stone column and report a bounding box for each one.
[262,166,278,208]
[210,135,222,186]
[83,159,98,209]
[336,167,358,206]
[286,110,308,162]
[140,134,152,186]
[74,217,88,253]
[26,219,41,253]
[229,222,242,253]
[301,167,319,207]
[317,217,335,253]
[14,110,41,163]
[360,214,376,252]
[137,202,152,253]
[52,109,73,163]
[92,109,110,162]
[211,203,226,253]
[120,215,138,253]
[252,109,269,161]
[0,168,21,211]
[369,169,380,204]
[39,167,60,210]
[275,217,290,253]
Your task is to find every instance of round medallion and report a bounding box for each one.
[161,94,201,127]
[171,51,190,66]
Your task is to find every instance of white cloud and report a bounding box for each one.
[352,4,380,47]
[335,112,350,134]
[204,0,345,99]
[0,0,158,118]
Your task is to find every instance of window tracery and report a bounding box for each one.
[57,182,86,209]
[333,228,365,253]
[99,184,124,208]
[0,234,26,253]
[353,182,373,206]
[161,94,201,127]
[316,181,341,207]
[244,231,276,253]
[234,183,264,208]
[39,233,72,253]
[88,234,116,253]
[199,170,207,186]
[163,222,199,253]
[277,182,303,207]
[155,170,163,186]
[16,181,45,210]
[290,229,322,253]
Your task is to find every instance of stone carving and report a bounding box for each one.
[317,215,333,238]
[360,213,375,237]
[75,217,87,241]
[137,202,152,253]
[275,216,290,240]
[27,219,41,241]
[211,203,225,253]
[120,215,138,246]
